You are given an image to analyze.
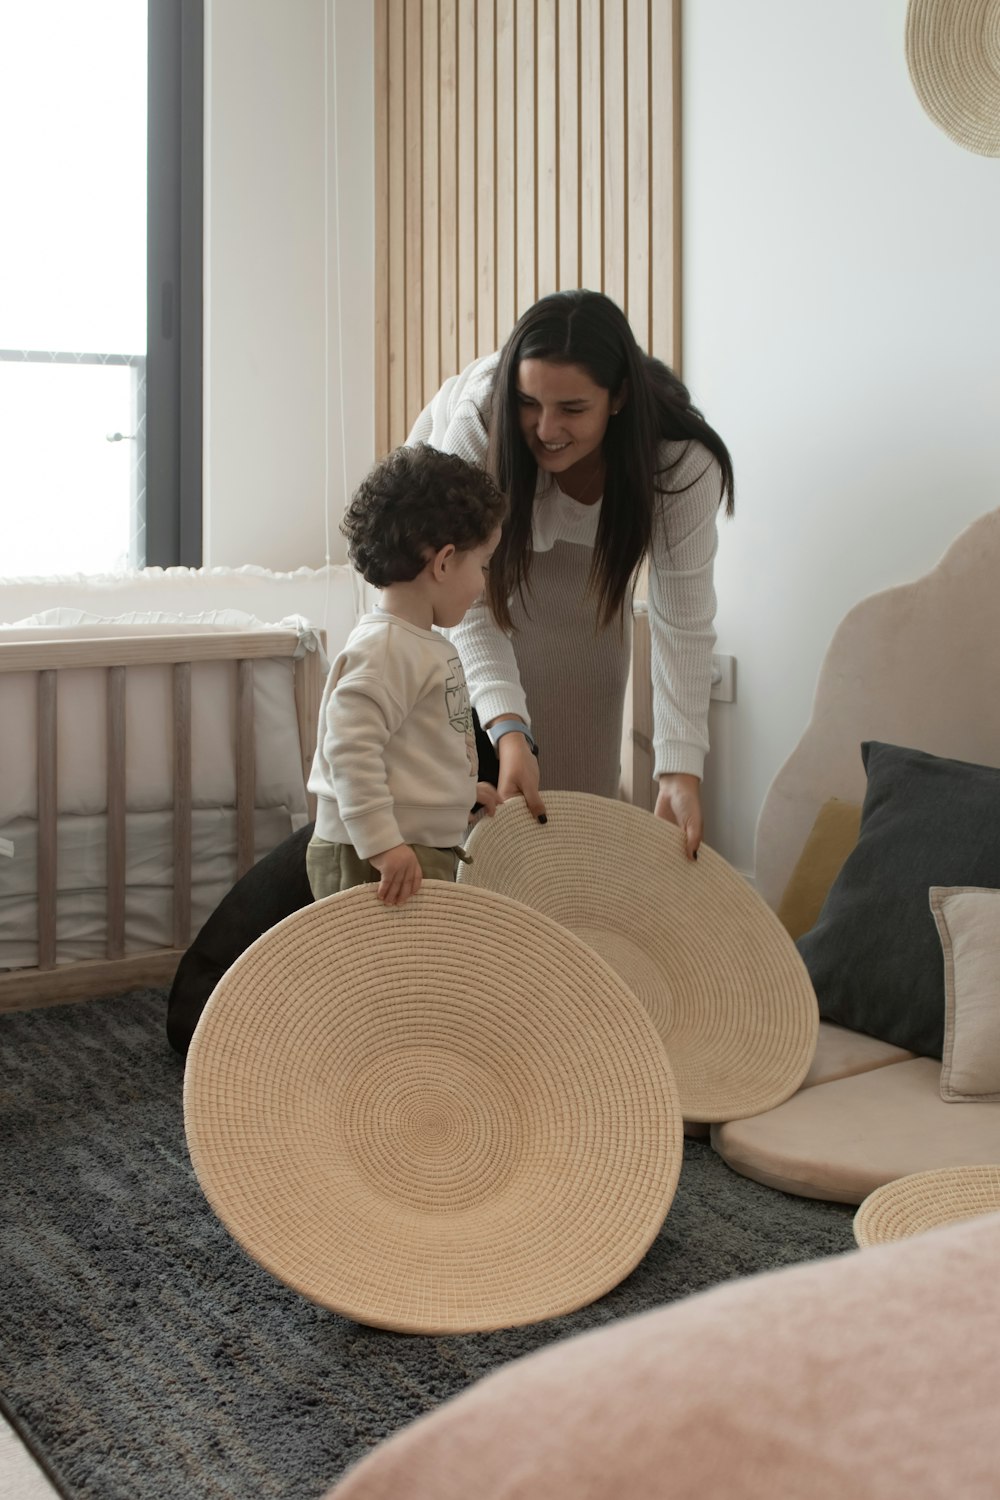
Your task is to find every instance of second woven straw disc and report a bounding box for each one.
[461,793,818,1123]
[854,1164,1000,1247]
[184,881,682,1335]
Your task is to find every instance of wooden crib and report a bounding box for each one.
[0,626,324,1011]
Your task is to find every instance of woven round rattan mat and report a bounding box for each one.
[184,881,682,1334]
[906,0,1000,157]
[461,793,818,1123]
[854,1163,1000,1247]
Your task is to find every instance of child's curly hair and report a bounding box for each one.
[342,444,507,587]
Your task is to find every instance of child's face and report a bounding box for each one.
[433,525,502,629]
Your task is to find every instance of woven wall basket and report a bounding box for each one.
[461,793,818,1123]
[854,1163,1000,1247]
[906,0,1000,156]
[184,881,682,1335]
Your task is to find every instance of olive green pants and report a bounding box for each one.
[306,836,460,900]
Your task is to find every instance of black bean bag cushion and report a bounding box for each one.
[166,821,315,1056]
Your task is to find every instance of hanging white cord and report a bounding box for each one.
[324,0,366,638]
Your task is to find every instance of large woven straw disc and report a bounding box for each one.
[184,881,682,1335]
[460,793,818,1123]
[906,0,1000,156]
[854,1164,1000,1247]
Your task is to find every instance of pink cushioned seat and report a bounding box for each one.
[326,1212,1000,1500]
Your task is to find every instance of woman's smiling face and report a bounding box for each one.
[515,358,614,477]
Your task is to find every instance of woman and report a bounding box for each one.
[407,289,734,858]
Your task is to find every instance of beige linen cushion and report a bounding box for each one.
[931,887,1000,1102]
[711,1058,1000,1204]
[325,1212,1000,1500]
[801,1022,915,1089]
[775,798,862,940]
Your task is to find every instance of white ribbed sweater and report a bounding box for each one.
[407,351,720,787]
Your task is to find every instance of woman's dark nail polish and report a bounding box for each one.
[538,814,548,824]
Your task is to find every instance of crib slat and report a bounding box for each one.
[173,663,193,950]
[293,642,325,823]
[36,671,58,971]
[236,659,256,878]
[106,666,127,959]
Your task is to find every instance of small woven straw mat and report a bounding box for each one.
[854,1164,1000,1248]
[460,793,818,1124]
[184,880,682,1336]
[905,0,1000,156]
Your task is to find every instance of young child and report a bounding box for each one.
[306,444,507,908]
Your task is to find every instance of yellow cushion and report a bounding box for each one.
[776,798,862,940]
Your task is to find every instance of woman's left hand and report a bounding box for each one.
[654,773,703,860]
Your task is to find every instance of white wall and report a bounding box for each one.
[203,0,374,571]
[685,0,1000,874]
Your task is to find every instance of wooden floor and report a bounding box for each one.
[1,1412,61,1499]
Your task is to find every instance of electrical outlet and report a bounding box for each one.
[710,654,736,703]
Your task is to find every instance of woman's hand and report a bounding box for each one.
[655,773,703,859]
[368,843,423,906]
[497,733,547,822]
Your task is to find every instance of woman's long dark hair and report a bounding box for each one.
[485,289,734,630]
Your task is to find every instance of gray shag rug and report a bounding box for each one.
[1,990,855,1500]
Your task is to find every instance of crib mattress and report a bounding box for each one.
[0,806,296,968]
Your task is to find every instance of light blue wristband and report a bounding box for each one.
[486,717,536,753]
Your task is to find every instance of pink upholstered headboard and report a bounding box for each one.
[754,506,1000,909]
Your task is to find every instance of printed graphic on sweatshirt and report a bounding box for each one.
[445,656,477,774]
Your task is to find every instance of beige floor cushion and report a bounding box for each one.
[326,1212,1000,1500]
[802,1021,915,1089]
[682,1009,914,1142]
[712,1059,1000,1204]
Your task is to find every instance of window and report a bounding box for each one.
[0,0,202,575]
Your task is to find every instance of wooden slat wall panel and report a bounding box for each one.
[422,0,440,399]
[578,0,602,292]
[439,0,458,382]
[404,0,424,424]
[374,0,390,458]
[374,0,681,449]
[475,0,496,353]
[602,0,626,313]
[556,0,579,292]
[626,0,650,349]
[386,3,407,445]
[650,0,681,367]
[535,0,558,300]
[494,0,516,341]
[457,2,478,367]
[514,0,535,317]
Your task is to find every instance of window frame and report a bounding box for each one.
[146,0,203,567]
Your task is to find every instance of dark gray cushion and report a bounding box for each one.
[796,741,1000,1058]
